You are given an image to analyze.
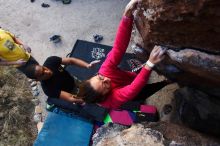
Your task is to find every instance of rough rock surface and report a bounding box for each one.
[93,123,220,146]
[134,0,220,95]
[93,123,165,146]
[174,87,220,136]
[145,122,220,145]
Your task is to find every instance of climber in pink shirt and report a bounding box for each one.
[77,0,168,109]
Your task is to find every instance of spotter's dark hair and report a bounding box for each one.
[24,64,38,79]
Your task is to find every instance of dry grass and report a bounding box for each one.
[0,66,37,146]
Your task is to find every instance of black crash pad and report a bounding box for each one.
[65,40,144,81]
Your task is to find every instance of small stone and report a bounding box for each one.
[32,86,38,91]
[35,106,43,114]
[31,81,37,87]
[32,90,40,96]
[31,98,40,105]
[33,114,42,123]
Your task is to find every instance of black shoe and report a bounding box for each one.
[41,3,50,8]
[62,0,72,4]
[50,35,61,43]
[93,34,103,43]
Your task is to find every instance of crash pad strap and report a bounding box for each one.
[47,98,108,122]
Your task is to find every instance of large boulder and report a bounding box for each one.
[134,0,220,96]
[92,123,220,146]
[174,87,220,136]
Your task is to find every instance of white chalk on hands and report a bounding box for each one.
[91,60,101,64]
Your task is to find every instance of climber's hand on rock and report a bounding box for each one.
[124,0,142,17]
[148,45,166,65]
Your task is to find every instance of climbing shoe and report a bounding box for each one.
[93,34,103,43]
[50,35,61,43]
[62,0,72,4]
[41,3,50,8]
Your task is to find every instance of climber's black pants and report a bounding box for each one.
[120,81,169,110]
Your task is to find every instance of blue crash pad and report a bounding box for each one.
[34,108,94,146]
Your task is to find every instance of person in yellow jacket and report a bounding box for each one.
[0,28,38,76]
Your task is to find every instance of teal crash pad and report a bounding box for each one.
[34,108,94,146]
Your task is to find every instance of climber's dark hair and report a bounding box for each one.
[78,80,105,103]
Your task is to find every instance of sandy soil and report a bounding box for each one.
[0,0,129,64]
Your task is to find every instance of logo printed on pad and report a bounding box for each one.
[91,48,105,60]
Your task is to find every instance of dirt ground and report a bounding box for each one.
[0,0,130,64]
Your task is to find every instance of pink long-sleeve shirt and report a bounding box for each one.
[99,16,151,109]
